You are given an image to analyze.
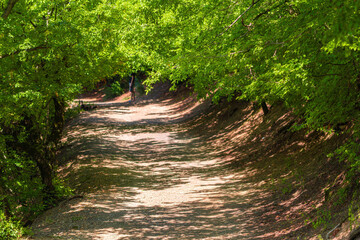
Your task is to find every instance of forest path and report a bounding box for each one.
[31,97,272,240]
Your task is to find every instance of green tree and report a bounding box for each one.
[1,0,360,235]
[124,0,360,182]
[0,0,127,223]
[127,0,360,127]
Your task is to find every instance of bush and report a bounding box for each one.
[136,84,146,95]
[334,134,360,183]
[110,81,124,96]
[0,213,27,239]
[65,105,82,122]
[104,81,124,99]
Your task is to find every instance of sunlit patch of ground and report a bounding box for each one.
[32,92,276,239]
[31,86,351,239]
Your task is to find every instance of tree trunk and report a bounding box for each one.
[21,118,56,197]
[49,95,65,144]
[35,158,55,196]
[38,94,65,199]
[261,101,269,115]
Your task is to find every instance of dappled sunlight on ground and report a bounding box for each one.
[72,94,210,127]
[34,96,282,239]
[129,176,228,207]
[31,89,350,239]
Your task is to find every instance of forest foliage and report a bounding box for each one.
[0,0,360,237]
[0,0,127,237]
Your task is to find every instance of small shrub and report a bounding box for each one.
[0,213,27,239]
[304,207,332,230]
[65,105,82,122]
[136,84,146,95]
[104,81,124,99]
[53,177,73,199]
[110,81,124,96]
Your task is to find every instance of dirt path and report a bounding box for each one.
[31,96,286,240]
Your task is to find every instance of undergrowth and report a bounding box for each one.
[0,213,30,240]
[104,81,125,100]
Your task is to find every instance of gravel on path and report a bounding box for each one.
[31,96,277,240]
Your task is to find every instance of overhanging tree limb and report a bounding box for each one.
[218,0,261,37]
[207,0,261,46]
[253,0,288,21]
[0,45,48,59]
[2,0,20,19]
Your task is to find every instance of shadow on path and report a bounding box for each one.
[31,98,303,240]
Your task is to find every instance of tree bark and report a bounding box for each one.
[261,101,269,115]
[35,158,55,196]
[39,95,65,198]
[22,114,57,198]
[2,0,19,19]
[49,95,65,144]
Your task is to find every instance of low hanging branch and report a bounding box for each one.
[217,0,261,37]
[207,0,261,47]
[253,0,289,21]
[2,0,20,19]
[0,45,48,59]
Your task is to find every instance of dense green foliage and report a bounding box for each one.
[130,0,360,129]
[126,0,360,181]
[1,0,360,237]
[0,212,28,239]
[0,0,127,234]
[103,75,129,99]
[107,81,125,98]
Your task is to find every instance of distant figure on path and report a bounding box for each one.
[129,73,136,102]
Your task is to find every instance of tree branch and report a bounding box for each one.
[253,1,287,21]
[30,20,37,28]
[0,45,48,59]
[218,0,261,37]
[230,49,251,55]
[2,0,20,19]
[311,73,342,78]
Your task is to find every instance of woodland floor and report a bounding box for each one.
[30,84,359,239]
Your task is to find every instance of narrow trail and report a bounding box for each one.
[31,97,280,240]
